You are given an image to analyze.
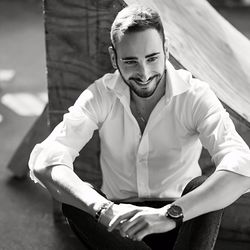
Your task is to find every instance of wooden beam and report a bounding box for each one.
[7,105,49,178]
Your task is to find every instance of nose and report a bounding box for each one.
[137,62,151,82]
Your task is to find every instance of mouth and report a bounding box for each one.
[130,75,157,86]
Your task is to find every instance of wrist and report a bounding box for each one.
[95,201,114,223]
[165,203,184,229]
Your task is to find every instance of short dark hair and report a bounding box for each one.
[111,5,165,48]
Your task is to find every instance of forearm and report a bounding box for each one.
[34,164,109,217]
[174,170,250,221]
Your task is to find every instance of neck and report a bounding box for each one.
[130,72,166,134]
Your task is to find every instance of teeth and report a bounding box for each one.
[136,80,150,85]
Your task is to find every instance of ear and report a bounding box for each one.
[108,46,117,69]
[164,38,170,59]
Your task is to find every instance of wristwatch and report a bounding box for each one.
[165,204,184,228]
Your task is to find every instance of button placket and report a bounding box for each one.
[136,133,150,197]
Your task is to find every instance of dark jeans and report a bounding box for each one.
[62,176,223,250]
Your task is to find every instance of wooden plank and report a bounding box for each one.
[44,0,124,115]
[7,105,49,178]
[124,0,250,127]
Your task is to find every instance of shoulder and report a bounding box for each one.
[76,71,119,104]
[173,70,225,132]
[93,70,120,91]
[175,69,217,107]
[174,69,223,119]
[177,69,210,94]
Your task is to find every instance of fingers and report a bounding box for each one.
[108,209,138,232]
[131,226,149,241]
[118,208,166,241]
[120,214,142,235]
[121,217,148,240]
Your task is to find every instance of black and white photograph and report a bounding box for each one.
[0,0,250,249]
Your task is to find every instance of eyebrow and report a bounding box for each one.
[121,52,160,61]
[145,52,160,58]
[121,56,137,61]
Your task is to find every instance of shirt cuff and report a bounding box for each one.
[215,151,250,177]
[28,142,78,186]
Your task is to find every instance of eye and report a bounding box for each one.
[123,60,138,66]
[147,56,158,63]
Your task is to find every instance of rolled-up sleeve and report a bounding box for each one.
[190,80,250,177]
[28,82,106,185]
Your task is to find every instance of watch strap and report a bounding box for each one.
[166,204,183,228]
[172,215,183,228]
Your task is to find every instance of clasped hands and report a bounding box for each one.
[99,203,176,241]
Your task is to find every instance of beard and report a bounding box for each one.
[114,49,166,98]
[118,69,165,98]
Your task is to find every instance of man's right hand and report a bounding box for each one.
[99,203,143,229]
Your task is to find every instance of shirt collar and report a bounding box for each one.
[103,60,191,102]
[165,60,191,100]
[103,70,129,97]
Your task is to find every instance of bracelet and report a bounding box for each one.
[95,201,114,222]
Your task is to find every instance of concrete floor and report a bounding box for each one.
[0,0,83,249]
[0,0,249,249]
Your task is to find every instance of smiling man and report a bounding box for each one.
[111,29,166,98]
[109,27,167,134]
[29,5,250,250]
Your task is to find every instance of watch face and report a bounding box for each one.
[168,205,183,218]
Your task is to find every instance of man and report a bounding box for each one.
[29,4,250,250]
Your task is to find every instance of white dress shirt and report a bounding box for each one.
[29,61,250,201]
